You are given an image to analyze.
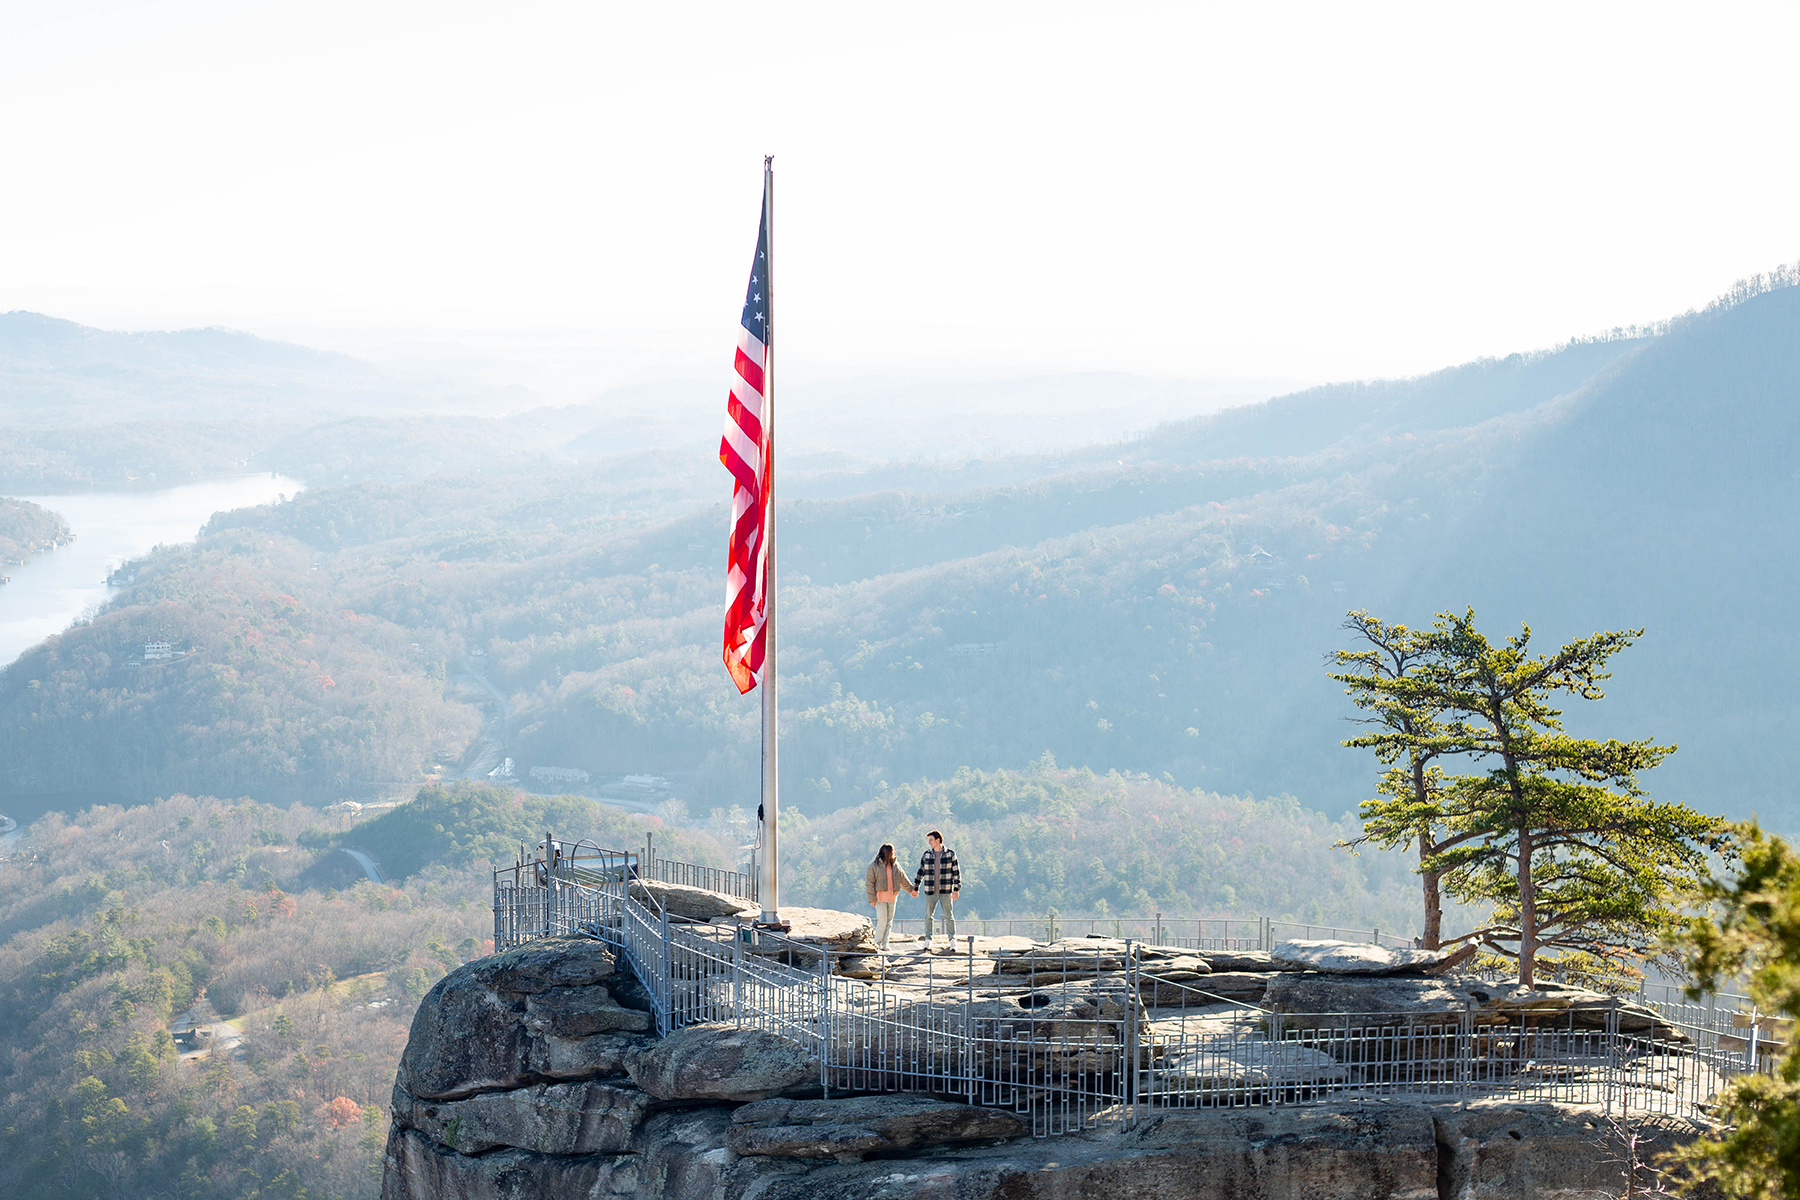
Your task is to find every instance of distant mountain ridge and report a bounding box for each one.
[2,269,1797,831]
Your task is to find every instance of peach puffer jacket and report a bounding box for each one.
[864,858,911,903]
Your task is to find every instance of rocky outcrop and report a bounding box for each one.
[727,1095,1028,1161]
[393,936,651,1101]
[1271,938,1462,975]
[627,1022,820,1101]
[1266,973,1684,1040]
[383,931,1715,1200]
[1201,949,1276,972]
[395,1079,646,1154]
[1435,1102,1715,1199]
[633,879,759,921]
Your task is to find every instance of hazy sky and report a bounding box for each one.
[2,1,1795,388]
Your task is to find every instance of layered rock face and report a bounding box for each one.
[383,936,1715,1200]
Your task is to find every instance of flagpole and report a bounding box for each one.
[757,155,785,930]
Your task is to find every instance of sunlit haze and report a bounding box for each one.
[2,1,1796,394]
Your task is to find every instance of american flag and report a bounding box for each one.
[719,195,771,694]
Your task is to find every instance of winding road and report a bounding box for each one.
[339,847,385,884]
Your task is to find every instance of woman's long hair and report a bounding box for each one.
[874,842,896,865]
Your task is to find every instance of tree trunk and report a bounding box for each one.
[1418,831,1442,950]
[1410,757,1442,950]
[1517,825,1536,988]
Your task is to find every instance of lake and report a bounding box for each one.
[0,474,306,670]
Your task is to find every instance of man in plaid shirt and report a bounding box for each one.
[912,829,962,950]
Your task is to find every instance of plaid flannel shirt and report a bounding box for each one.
[913,846,961,895]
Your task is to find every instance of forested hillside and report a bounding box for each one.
[0,772,1423,1199]
[0,495,71,562]
[0,784,729,1200]
[772,760,1447,935]
[2,270,1796,829]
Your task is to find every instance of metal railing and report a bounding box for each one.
[884,912,1412,950]
[647,856,758,902]
[493,834,1771,1134]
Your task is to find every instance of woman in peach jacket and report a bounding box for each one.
[864,843,917,950]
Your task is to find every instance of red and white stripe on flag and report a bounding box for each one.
[720,200,771,694]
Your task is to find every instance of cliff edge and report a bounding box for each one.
[382,936,1713,1199]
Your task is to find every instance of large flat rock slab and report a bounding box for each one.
[1264,972,1478,1028]
[1271,939,1460,975]
[1200,949,1276,972]
[634,879,759,921]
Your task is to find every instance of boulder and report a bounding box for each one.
[777,906,875,947]
[628,1023,818,1101]
[727,1096,1027,1161]
[522,984,650,1037]
[395,936,647,1100]
[834,954,884,980]
[743,907,878,964]
[531,1030,655,1081]
[462,936,618,993]
[1264,971,1479,1030]
[1271,939,1462,976]
[395,1079,647,1155]
[633,880,759,922]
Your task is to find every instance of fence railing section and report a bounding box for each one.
[493,836,1769,1133]
[649,856,758,903]
[883,913,1412,950]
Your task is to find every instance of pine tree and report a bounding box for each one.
[1330,611,1475,949]
[1414,609,1726,986]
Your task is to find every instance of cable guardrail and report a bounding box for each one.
[493,832,1774,1133]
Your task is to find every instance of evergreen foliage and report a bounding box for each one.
[1334,608,1728,984]
[1669,823,1800,1198]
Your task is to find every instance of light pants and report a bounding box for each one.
[923,893,955,942]
[871,900,897,948]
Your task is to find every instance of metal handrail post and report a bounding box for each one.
[966,935,977,1107]
[1125,940,1140,1125]
[819,946,831,1099]
[659,906,672,1035]
[1268,1005,1282,1108]
[1605,995,1620,1117]
[733,919,744,1024]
